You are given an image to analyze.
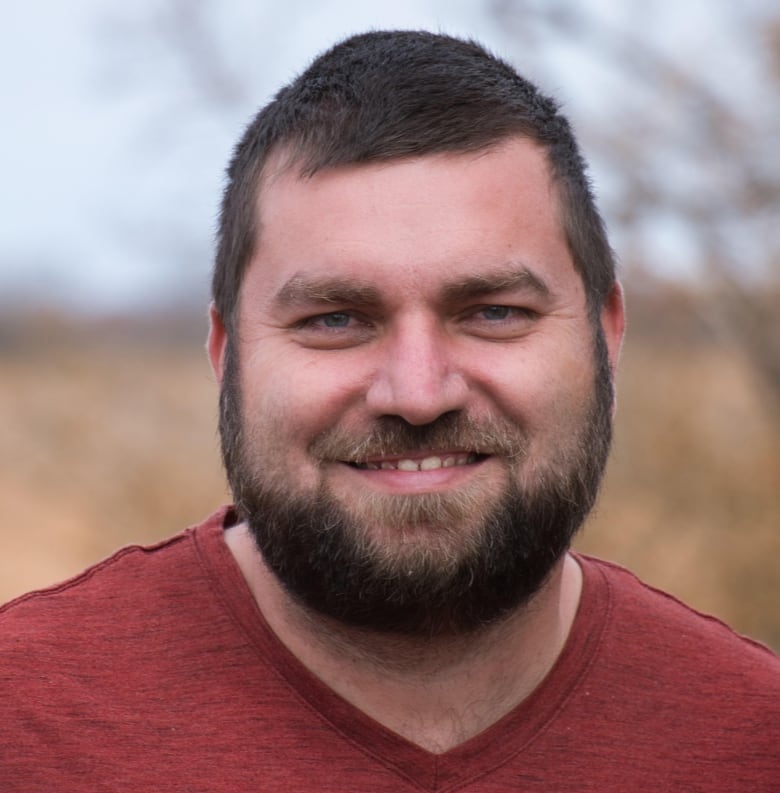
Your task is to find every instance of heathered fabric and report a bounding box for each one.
[1,506,777,791]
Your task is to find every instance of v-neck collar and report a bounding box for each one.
[194,508,610,791]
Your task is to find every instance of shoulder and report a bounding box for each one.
[568,554,779,781]
[0,507,246,737]
[576,553,779,707]
[0,532,190,658]
[580,554,777,663]
[0,507,235,648]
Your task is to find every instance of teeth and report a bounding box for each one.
[420,456,442,471]
[353,454,481,471]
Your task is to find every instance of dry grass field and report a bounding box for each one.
[1,302,778,649]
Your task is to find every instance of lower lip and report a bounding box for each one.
[337,457,490,494]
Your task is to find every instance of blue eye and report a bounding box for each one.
[481,306,512,320]
[321,312,351,327]
[293,310,374,348]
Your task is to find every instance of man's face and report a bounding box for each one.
[209,138,624,636]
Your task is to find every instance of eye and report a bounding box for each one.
[475,305,536,322]
[462,304,539,340]
[319,312,352,328]
[293,310,375,349]
[298,311,358,330]
[480,305,513,321]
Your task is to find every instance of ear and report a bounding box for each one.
[600,281,626,374]
[207,303,229,384]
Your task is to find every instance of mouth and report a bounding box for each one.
[346,452,487,472]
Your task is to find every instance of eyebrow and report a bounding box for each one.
[273,275,383,309]
[439,266,552,303]
[272,265,552,312]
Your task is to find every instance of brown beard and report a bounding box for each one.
[218,329,614,638]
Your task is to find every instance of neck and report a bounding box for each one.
[225,524,582,754]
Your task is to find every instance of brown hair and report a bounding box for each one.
[213,30,616,331]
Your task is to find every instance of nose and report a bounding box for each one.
[365,318,468,425]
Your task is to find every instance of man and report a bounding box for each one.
[1,30,777,791]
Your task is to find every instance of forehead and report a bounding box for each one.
[243,139,579,309]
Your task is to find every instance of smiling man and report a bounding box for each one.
[212,137,619,646]
[2,30,777,791]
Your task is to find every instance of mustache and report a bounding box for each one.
[309,412,526,462]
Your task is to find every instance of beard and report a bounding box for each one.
[218,329,614,638]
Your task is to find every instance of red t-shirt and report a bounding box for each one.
[2,507,778,791]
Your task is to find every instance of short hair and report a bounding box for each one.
[213,30,616,331]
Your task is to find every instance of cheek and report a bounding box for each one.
[486,342,595,443]
[532,356,597,461]
[239,350,367,464]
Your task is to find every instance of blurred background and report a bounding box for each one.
[1,0,778,648]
